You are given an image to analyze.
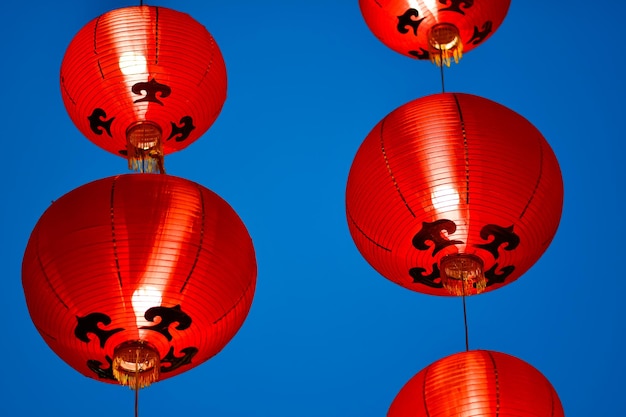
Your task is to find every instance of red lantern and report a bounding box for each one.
[359,0,511,65]
[60,6,227,172]
[345,93,563,296]
[388,350,564,417]
[22,174,256,388]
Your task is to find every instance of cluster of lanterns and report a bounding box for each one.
[347,0,565,415]
[22,5,256,393]
[20,1,566,415]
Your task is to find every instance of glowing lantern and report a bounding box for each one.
[345,93,563,296]
[388,350,564,417]
[22,174,256,388]
[60,6,228,172]
[359,0,511,65]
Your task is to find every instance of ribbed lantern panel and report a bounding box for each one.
[345,93,563,296]
[359,0,511,60]
[60,6,227,157]
[388,350,564,417]
[22,174,256,384]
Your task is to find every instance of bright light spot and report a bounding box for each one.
[132,286,162,323]
[419,0,439,14]
[119,52,147,75]
[431,184,459,211]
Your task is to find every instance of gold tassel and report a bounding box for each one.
[125,140,166,174]
[112,341,161,389]
[126,122,166,173]
[428,23,463,67]
[439,253,485,296]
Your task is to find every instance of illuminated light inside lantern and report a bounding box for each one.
[132,285,163,328]
[439,253,485,295]
[431,184,460,211]
[420,0,440,15]
[126,122,165,173]
[428,23,463,67]
[112,341,160,389]
[118,52,147,76]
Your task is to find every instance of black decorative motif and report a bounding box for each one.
[397,9,424,35]
[412,219,464,256]
[160,346,198,373]
[87,356,116,381]
[409,48,430,60]
[132,78,171,105]
[485,263,515,286]
[409,263,443,288]
[474,224,520,259]
[438,0,474,15]
[166,116,196,142]
[75,312,124,348]
[468,21,493,45]
[140,305,192,341]
[87,108,114,137]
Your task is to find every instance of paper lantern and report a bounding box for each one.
[359,0,511,65]
[22,174,256,388]
[60,6,227,172]
[345,93,563,296]
[388,350,564,417]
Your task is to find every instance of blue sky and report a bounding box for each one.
[1,1,624,416]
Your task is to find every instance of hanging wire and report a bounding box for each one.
[439,50,446,93]
[461,282,470,351]
[134,350,140,417]
[135,383,139,417]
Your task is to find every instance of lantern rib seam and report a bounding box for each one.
[519,137,544,220]
[486,350,501,416]
[180,183,205,293]
[346,210,391,251]
[110,176,123,287]
[452,93,470,205]
[93,16,104,80]
[199,36,216,86]
[213,278,255,325]
[60,77,75,105]
[422,363,432,417]
[33,322,57,341]
[380,117,415,217]
[35,232,69,310]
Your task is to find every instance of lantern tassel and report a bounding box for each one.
[112,341,160,389]
[439,254,486,296]
[431,42,463,67]
[126,122,166,173]
[126,145,166,174]
[428,23,463,67]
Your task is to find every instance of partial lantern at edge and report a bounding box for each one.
[22,174,256,388]
[359,0,511,65]
[60,6,227,172]
[388,350,564,417]
[345,93,563,296]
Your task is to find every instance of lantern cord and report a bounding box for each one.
[134,351,140,417]
[439,50,446,93]
[135,383,139,417]
[462,286,470,352]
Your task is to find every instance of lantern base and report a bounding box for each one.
[439,254,485,296]
[112,341,161,389]
[126,122,165,173]
[428,23,463,67]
